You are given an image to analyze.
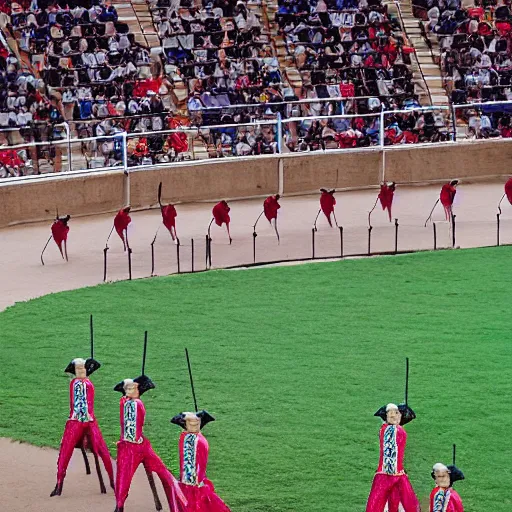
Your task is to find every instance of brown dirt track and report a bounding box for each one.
[1,181,511,512]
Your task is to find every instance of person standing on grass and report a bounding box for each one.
[365,403,420,512]
[170,410,231,512]
[430,463,465,512]
[113,376,186,512]
[51,358,114,497]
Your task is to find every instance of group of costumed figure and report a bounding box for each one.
[51,317,230,512]
[366,360,465,512]
[41,177,511,264]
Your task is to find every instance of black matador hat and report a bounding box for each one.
[170,410,215,430]
[65,358,101,376]
[114,375,155,396]
[374,403,416,426]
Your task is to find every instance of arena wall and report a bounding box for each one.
[1,141,510,227]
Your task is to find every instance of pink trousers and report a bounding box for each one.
[115,438,186,511]
[365,473,420,512]
[56,419,114,486]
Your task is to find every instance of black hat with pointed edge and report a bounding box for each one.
[374,403,416,425]
[64,358,101,376]
[447,465,465,486]
[114,375,155,396]
[171,410,216,430]
[197,410,215,429]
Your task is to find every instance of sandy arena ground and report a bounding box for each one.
[1,181,511,511]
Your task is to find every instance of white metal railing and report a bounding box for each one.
[2,100,512,182]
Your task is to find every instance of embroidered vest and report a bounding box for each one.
[72,380,88,422]
[182,433,198,485]
[382,425,398,475]
[123,400,140,443]
[433,488,450,512]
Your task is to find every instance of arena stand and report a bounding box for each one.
[414,0,512,139]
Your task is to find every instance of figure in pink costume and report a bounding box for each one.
[170,410,231,512]
[113,375,187,512]
[430,463,465,512]
[51,357,114,496]
[365,403,420,512]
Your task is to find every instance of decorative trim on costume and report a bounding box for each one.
[382,425,398,475]
[433,488,450,512]
[182,433,198,485]
[123,399,141,443]
[71,380,89,422]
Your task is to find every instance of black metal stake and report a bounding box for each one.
[205,235,209,269]
[151,242,155,276]
[176,239,181,274]
[208,236,212,268]
[405,357,410,405]
[497,213,500,247]
[253,231,257,263]
[127,248,132,280]
[453,443,456,466]
[368,226,372,256]
[339,226,343,258]
[312,228,315,259]
[452,214,456,248]
[433,222,437,250]
[103,247,108,282]
[191,239,194,272]
[394,218,399,254]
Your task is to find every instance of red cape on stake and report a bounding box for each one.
[161,204,177,234]
[505,177,512,205]
[212,201,230,227]
[51,219,69,254]
[114,208,131,244]
[263,195,280,222]
[440,183,457,207]
[378,183,395,221]
[320,189,336,226]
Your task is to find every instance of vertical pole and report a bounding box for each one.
[451,104,457,142]
[433,222,437,250]
[177,239,181,274]
[452,214,456,248]
[122,132,128,171]
[64,121,72,173]
[253,231,257,263]
[379,108,386,182]
[128,248,132,280]
[312,228,315,259]
[205,235,209,269]
[497,213,501,246]
[151,242,155,276]
[452,444,456,466]
[339,226,343,258]
[394,218,399,254]
[191,238,194,272]
[208,235,212,268]
[277,113,283,154]
[103,248,108,282]
[368,226,372,256]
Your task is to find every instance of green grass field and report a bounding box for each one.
[1,248,511,511]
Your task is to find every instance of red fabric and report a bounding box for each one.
[263,195,280,222]
[467,7,484,19]
[132,78,163,98]
[51,219,70,253]
[133,138,149,157]
[477,22,492,36]
[116,438,185,511]
[378,184,394,221]
[366,473,419,512]
[320,190,336,227]
[496,21,512,36]
[505,177,512,205]
[162,204,178,234]
[0,149,23,167]
[501,127,512,138]
[168,133,189,154]
[376,424,407,475]
[402,131,418,144]
[440,183,456,208]
[114,209,131,244]
[178,432,230,512]
[340,83,355,98]
[212,201,230,227]
[429,487,464,512]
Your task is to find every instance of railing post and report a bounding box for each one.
[339,226,344,258]
[368,226,372,256]
[276,113,282,154]
[451,214,456,248]
[433,222,437,250]
[394,218,399,254]
[122,131,128,171]
[191,238,194,272]
[497,213,501,247]
[176,238,181,274]
[311,228,315,259]
[63,121,72,173]
[451,104,457,142]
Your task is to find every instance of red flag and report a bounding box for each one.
[505,177,512,205]
[212,201,230,227]
[263,195,281,223]
[51,218,70,254]
[161,204,177,234]
[114,207,131,244]
[378,182,395,221]
[320,189,336,227]
[440,183,457,207]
